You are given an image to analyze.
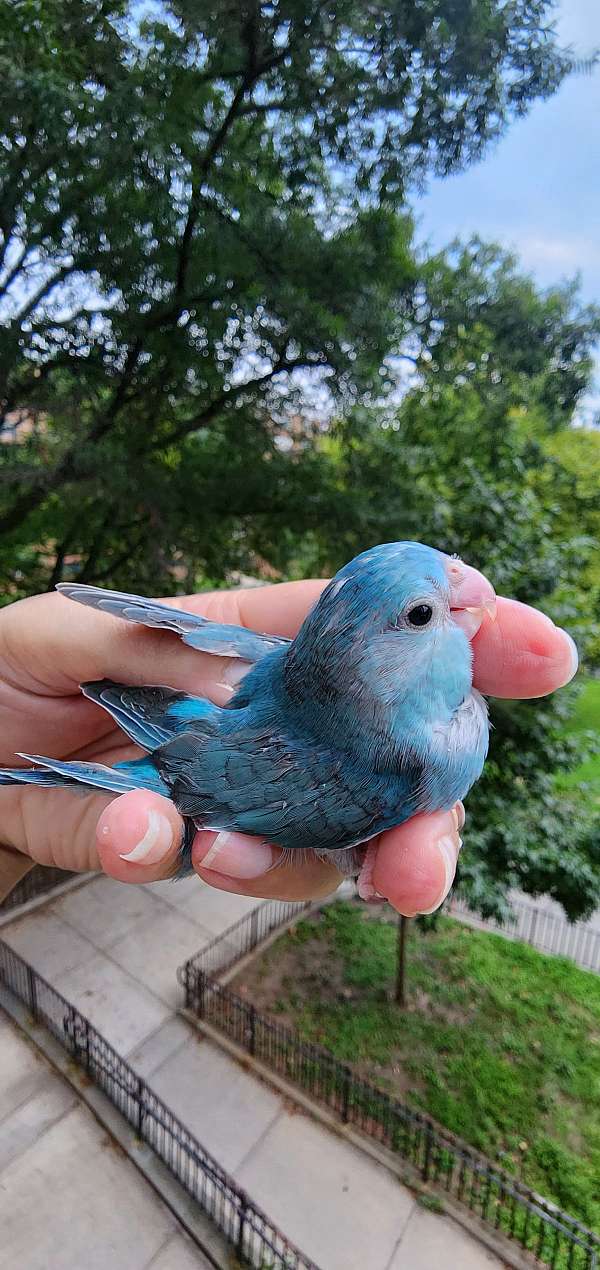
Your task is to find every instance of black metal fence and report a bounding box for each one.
[188,897,314,981]
[0,938,319,1270]
[0,866,75,915]
[450,897,600,975]
[180,904,600,1270]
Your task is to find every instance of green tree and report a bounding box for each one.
[1,2,596,927]
[305,242,600,923]
[541,428,600,667]
[0,0,570,591]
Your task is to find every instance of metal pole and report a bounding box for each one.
[136,1076,146,1137]
[250,907,259,950]
[197,969,206,1019]
[422,1121,434,1181]
[395,915,409,1006]
[341,1065,352,1123]
[26,964,38,1021]
[528,908,538,948]
[236,1192,249,1259]
[248,1004,256,1056]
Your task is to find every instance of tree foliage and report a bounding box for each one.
[0,0,570,588]
[1,1,597,921]
[302,241,600,921]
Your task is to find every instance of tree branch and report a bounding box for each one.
[87,339,144,444]
[154,357,309,449]
[174,72,254,299]
[0,147,64,272]
[238,98,300,116]
[0,243,30,300]
[10,264,77,329]
[45,535,70,590]
[173,17,290,300]
[0,26,298,536]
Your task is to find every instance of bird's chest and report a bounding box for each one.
[420,689,489,810]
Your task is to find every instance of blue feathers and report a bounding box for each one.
[81,681,217,751]
[0,754,169,798]
[57,585,289,661]
[0,543,493,875]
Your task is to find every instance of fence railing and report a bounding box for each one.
[0,938,319,1270]
[182,897,314,983]
[180,903,600,1270]
[450,897,600,975]
[0,866,75,915]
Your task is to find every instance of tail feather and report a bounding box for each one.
[0,754,168,797]
[0,768,71,788]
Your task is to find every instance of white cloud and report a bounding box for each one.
[507,233,600,277]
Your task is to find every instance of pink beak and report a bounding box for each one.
[445,558,497,639]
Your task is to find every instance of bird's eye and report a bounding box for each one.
[407,604,433,627]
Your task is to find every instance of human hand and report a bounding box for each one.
[0,583,577,915]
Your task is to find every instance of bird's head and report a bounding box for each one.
[283,542,496,744]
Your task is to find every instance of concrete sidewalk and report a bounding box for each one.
[1,875,505,1270]
[0,1011,211,1270]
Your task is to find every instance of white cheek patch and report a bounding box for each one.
[433,690,488,757]
[451,609,484,639]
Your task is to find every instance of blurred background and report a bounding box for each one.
[0,0,598,924]
[2,4,600,1258]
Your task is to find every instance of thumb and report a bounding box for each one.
[2,785,202,885]
[372,803,465,916]
[96,790,187,883]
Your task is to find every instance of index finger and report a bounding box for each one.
[470,597,578,698]
[9,580,575,706]
[183,584,578,700]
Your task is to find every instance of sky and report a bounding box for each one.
[415,0,600,423]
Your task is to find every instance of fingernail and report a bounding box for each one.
[562,631,579,681]
[119,810,174,864]
[198,831,276,879]
[416,834,461,916]
[452,802,466,832]
[218,659,252,695]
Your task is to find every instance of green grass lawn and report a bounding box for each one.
[234,901,600,1231]
[558,677,600,808]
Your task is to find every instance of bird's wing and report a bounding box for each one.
[155,727,417,856]
[80,680,218,751]
[57,584,291,662]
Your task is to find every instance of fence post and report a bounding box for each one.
[248,1003,256,1056]
[250,907,259,950]
[527,909,539,948]
[81,1018,91,1074]
[341,1064,352,1124]
[183,962,191,1009]
[136,1075,146,1137]
[236,1190,249,1260]
[195,968,206,1019]
[422,1121,434,1182]
[26,964,38,1021]
[68,1011,91,1074]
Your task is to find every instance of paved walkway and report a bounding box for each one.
[0,875,504,1270]
[0,1011,211,1270]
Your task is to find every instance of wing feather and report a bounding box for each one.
[57,584,290,662]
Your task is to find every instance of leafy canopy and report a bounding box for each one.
[0,0,570,580]
[1,1,597,922]
[302,241,600,921]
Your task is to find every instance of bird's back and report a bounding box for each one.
[150,652,485,853]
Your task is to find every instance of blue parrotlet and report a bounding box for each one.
[0,542,497,897]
